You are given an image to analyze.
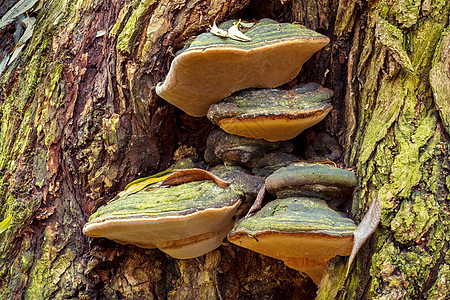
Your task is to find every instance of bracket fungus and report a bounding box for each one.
[251,151,300,177]
[228,197,357,284]
[83,169,244,259]
[207,83,333,141]
[156,19,329,117]
[205,128,292,168]
[265,162,357,200]
[228,162,381,284]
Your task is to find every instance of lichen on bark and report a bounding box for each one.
[318,0,450,298]
[0,0,322,298]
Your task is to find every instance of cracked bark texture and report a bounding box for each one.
[318,0,450,299]
[0,0,448,299]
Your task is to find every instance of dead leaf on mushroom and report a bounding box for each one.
[227,23,252,42]
[110,170,175,202]
[210,22,229,38]
[0,215,12,234]
[210,20,252,42]
[160,168,232,188]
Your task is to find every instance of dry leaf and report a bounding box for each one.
[210,21,252,42]
[346,194,382,276]
[0,215,12,234]
[210,22,229,38]
[246,184,266,217]
[227,24,251,42]
[160,168,231,188]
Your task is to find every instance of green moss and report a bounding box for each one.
[410,14,448,73]
[370,132,395,188]
[427,214,450,253]
[116,0,157,55]
[102,114,120,150]
[74,112,116,185]
[403,249,432,282]
[447,176,450,200]
[427,263,450,299]
[375,17,414,73]
[420,134,447,196]
[315,258,348,299]
[24,244,76,300]
[311,0,450,297]
[369,236,401,293]
[0,1,80,297]
[389,0,421,28]
[110,0,134,38]
[45,63,64,105]
[390,194,438,244]
[33,149,48,188]
[169,251,220,299]
[430,27,450,135]
[334,1,357,36]
[388,104,434,198]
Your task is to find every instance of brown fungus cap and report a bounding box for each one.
[228,197,356,284]
[207,83,333,141]
[252,151,300,177]
[205,128,292,168]
[83,171,243,259]
[265,162,357,200]
[156,19,329,117]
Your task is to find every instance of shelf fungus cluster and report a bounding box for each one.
[84,18,381,286]
[228,163,358,284]
[156,18,330,120]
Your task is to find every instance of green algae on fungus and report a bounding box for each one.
[207,83,333,141]
[156,19,329,117]
[83,179,244,259]
[228,197,356,284]
[265,162,357,200]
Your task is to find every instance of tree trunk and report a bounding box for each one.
[317,0,450,299]
[0,0,448,299]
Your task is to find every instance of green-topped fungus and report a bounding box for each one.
[265,162,357,200]
[228,197,357,284]
[83,169,244,259]
[228,163,381,284]
[207,83,333,141]
[156,19,329,117]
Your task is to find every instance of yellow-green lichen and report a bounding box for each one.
[390,194,438,244]
[427,263,450,299]
[323,1,450,298]
[430,26,450,134]
[168,251,220,299]
[25,244,76,299]
[115,0,157,55]
[45,62,65,107]
[375,16,414,73]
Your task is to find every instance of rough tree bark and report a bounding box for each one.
[0,0,448,299]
